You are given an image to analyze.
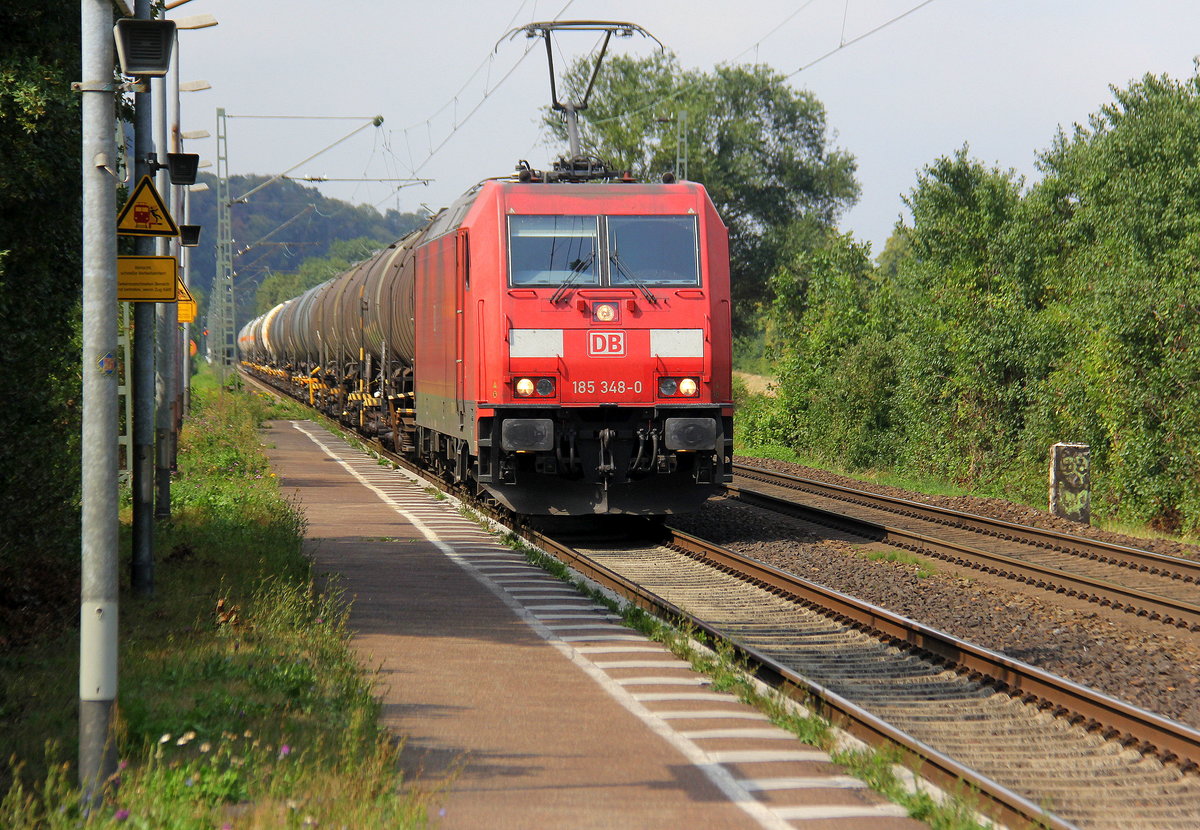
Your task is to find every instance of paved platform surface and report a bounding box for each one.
[261,419,927,829]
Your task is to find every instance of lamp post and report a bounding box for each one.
[155,7,215,519]
[79,0,120,800]
[81,0,175,794]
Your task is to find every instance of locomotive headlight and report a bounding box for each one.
[535,377,555,397]
[515,378,536,397]
[593,302,618,323]
[658,377,700,397]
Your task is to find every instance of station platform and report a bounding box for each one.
[260,419,926,829]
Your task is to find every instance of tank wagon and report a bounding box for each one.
[240,175,733,515]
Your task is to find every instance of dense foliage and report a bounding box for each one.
[544,53,859,336]
[751,72,1200,533]
[0,2,83,612]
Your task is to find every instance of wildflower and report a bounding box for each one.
[115,809,130,821]
[159,734,172,744]
[176,730,196,746]
[279,744,291,758]
[200,742,211,753]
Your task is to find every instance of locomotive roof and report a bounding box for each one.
[423,178,713,242]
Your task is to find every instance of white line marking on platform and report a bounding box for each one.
[592,660,692,670]
[680,728,796,740]
[615,676,710,687]
[530,614,623,622]
[655,710,771,721]
[540,624,630,632]
[705,750,831,764]
[772,804,911,820]
[633,692,737,702]
[738,776,866,791]
[574,645,666,654]
[509,590,584,598]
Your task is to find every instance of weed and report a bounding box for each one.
[858,547,937,578]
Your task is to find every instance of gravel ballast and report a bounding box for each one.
[667,457,1200,728]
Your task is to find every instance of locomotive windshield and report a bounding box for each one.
[608,216,699,286]
[508,215,701,288]
[508,216,600,286]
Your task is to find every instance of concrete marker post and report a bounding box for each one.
[1049,442,1091,525]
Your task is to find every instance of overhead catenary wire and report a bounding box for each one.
[784,0,939,79]
[586,0,940,129]
[387,0,577,185]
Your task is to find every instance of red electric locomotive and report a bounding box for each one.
[240,173,734,515]
[239,20,733,515]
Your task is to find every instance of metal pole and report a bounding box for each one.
[181,185,192,416]
[154,71,175,519]
[215,107,234,378]
[170,36,183,465]
[79,0,119,798]
[131,0,156,595]
[174,51,191,424]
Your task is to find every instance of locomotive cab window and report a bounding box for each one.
[508,216,599,286]
[608,216,700,286]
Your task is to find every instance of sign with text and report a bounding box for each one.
[587,330,626,357]
[176,278,197,323]
[118,256,177,302]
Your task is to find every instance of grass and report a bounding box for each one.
[1,368,434,828]
[854,546,938,578]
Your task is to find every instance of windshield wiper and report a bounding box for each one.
[610,250,658,305]
[549,250,595,305]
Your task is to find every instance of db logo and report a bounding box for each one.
[588,331,625,357]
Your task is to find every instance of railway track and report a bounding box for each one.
[731,462,1200,632]
[245,374,1200,827]
[530,523,1200,830]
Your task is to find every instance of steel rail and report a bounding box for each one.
[728,474,1200,631]
[663,529,1200,772]
[522,525,1076,830]
[734,462,1200,584]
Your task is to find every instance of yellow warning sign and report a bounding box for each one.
[177,279,197,323]
[116,175,179,237]
[118,256,177,301]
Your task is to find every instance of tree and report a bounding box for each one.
[544,54,859,334]
[0,1,84,626]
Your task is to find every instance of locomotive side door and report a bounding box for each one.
[455,228,468,424]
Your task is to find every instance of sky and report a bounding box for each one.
[174,0,1200,257]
